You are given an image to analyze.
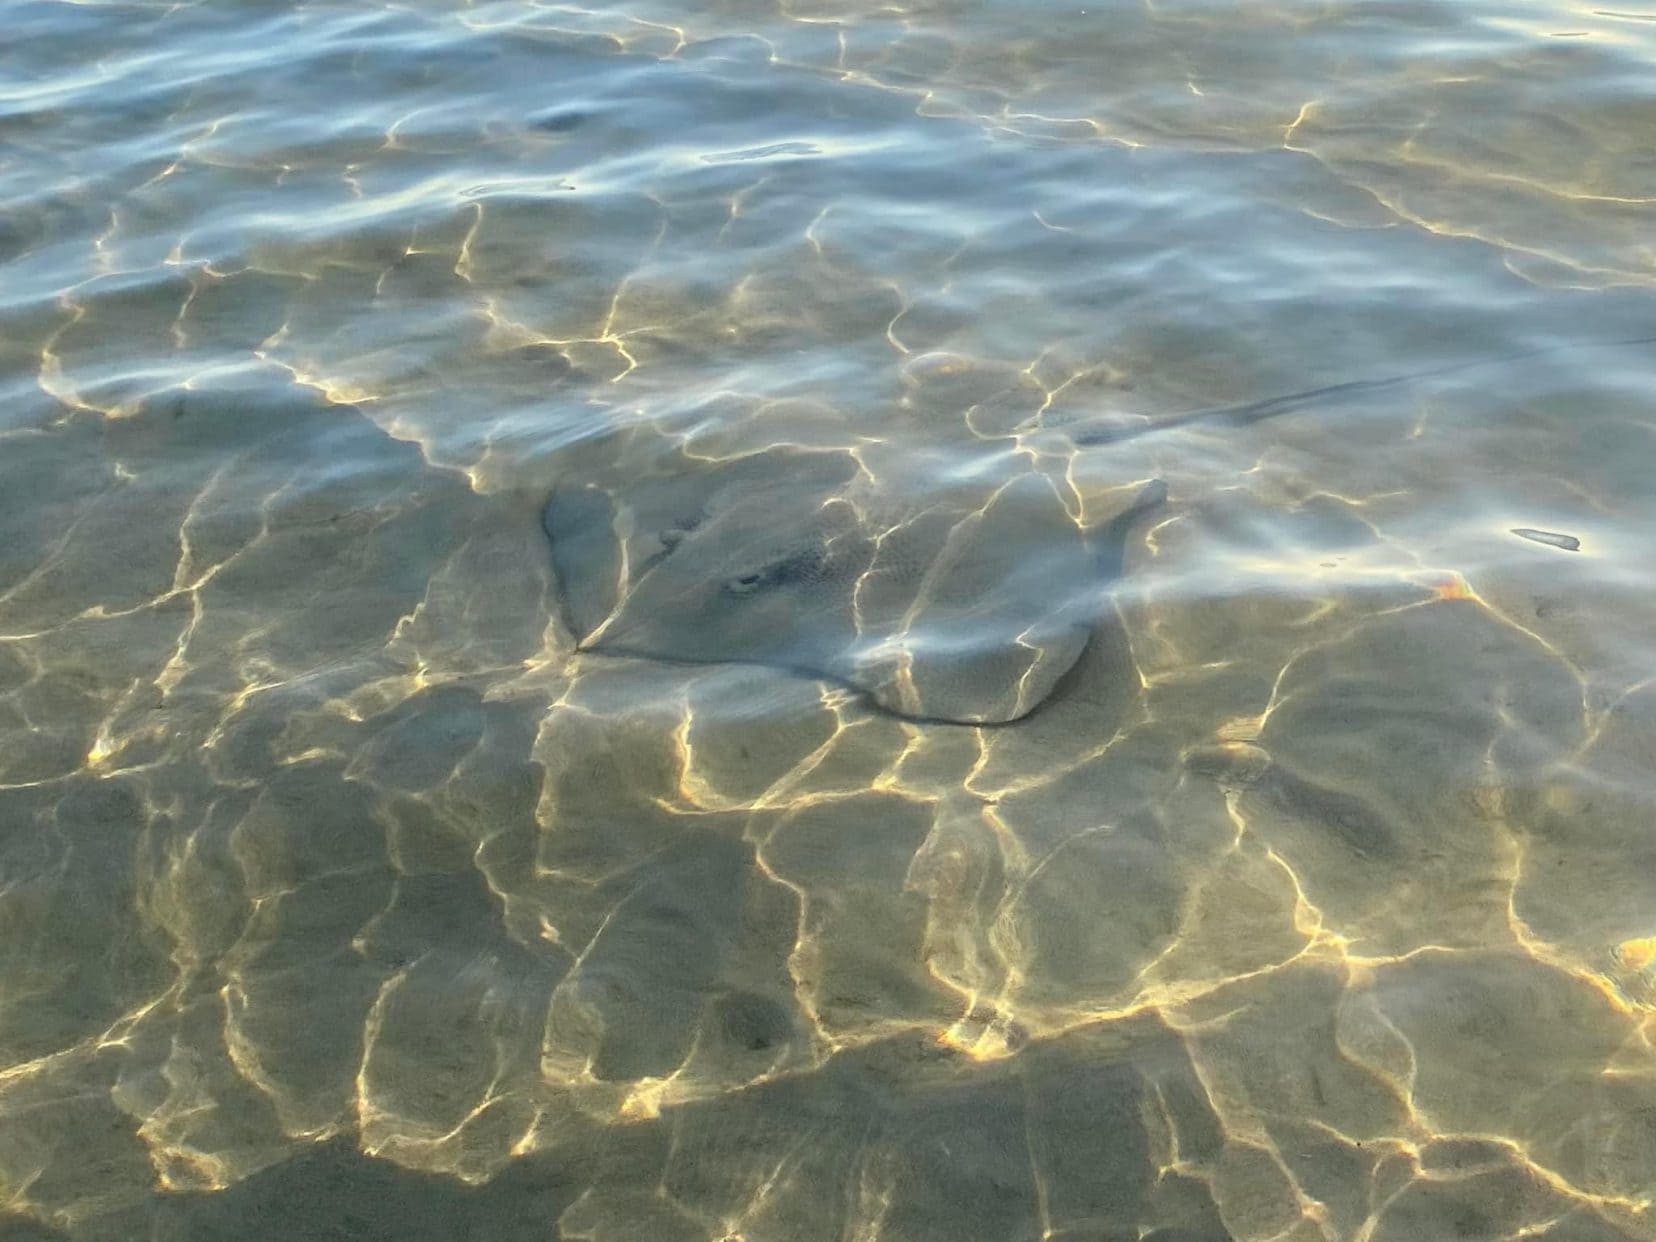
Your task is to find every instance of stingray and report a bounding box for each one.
[543,448,1166,725]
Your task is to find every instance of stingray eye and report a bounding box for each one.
[724,570,768,596]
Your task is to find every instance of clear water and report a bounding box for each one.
[4,0,1656,1237]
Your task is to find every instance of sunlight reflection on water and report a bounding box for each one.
[2,0,1656,1237]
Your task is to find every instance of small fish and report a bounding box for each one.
[1511,528,1581,552]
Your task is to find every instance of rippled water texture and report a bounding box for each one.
[5,0,1656,1237]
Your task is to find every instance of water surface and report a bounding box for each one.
[4,0,1656,1238]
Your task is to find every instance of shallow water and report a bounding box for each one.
[4,0,1656,1238]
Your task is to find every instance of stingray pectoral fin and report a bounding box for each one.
[847,474,1106,723]
[543,484,623,644]
[854,622,1092,724]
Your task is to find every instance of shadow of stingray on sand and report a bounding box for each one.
[543,444,1166,725]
